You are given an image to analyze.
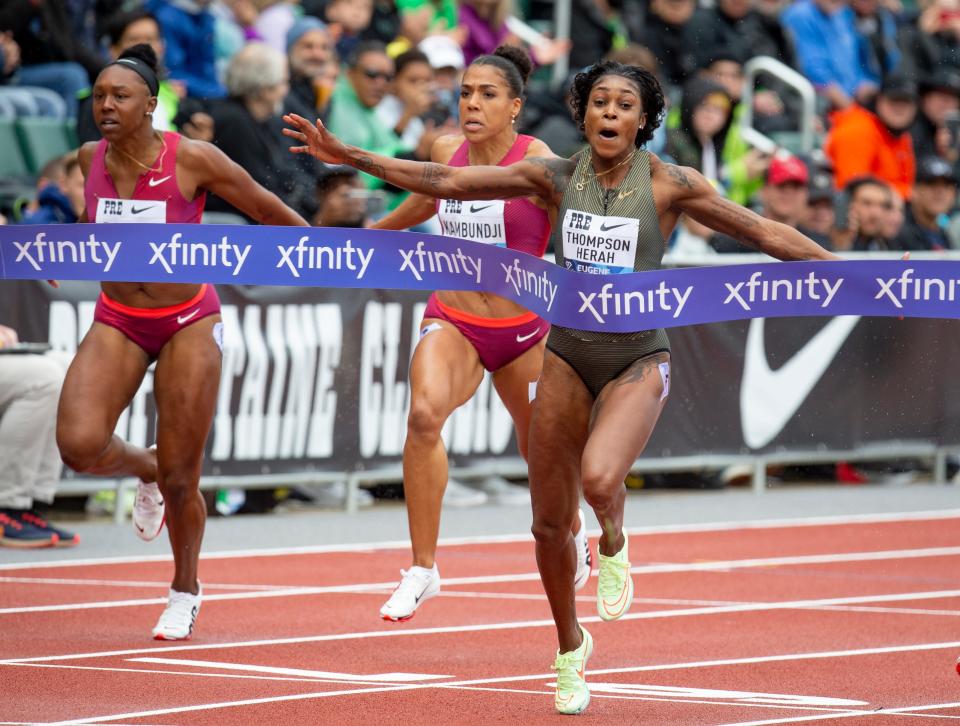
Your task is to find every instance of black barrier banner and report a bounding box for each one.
[1,281,958,479]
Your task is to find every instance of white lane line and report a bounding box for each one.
[4,591,960,667]
[32,643,960,725]
[0,576,287,591]
[719,701,960,725]
[130,657,451,682]
[40,684,423,726]
[4,546,960,616]
[5,661,418,686]
[2,508,959,572]
[0,662,903,719]
[434,590,960,618]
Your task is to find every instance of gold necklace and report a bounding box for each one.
[575,149,636,191]
[110,132,167,174]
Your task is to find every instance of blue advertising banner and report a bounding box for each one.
[2,223,957,331]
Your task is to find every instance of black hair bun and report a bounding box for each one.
[118,43,159,73]
[493,45,533,86]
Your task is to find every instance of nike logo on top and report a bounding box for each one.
[147,175,172,187]
[516,328,541,343]
[177,309,200,325]
[469,203,493,213]
[599,222,628,232]
[131,205,156,215]
[740,316,860,449]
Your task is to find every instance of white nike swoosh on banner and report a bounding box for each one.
[147,175,172,187]
[740,316,860,449]
[516,328,540,343]
[177,309,200,325]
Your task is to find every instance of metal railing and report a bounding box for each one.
[739,55,818,156]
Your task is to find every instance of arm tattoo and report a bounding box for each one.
[526,156,573,197]
[665,164,694,190]
[708,197,759,229]
[351,154,386,180]
[419,163,449,192]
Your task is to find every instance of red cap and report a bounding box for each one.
[767,156,809,186]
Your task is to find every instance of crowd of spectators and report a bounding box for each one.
[1,0,958,250]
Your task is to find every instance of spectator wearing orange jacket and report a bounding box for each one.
[825,75,918,199]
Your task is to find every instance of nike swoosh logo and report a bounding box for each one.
[414,583,430,604]
[740,316,860,449]
[131,205,156,215]
[148,175,171,187]
[516,328,541,343]
[177,309,200,325]
[599,222,628,232]
[469,204,493,213]
[601,579,631,617]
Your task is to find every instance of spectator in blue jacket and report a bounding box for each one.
[147,0,225,99]
[782,0,878,109]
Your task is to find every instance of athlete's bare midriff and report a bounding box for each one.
[434,289,531,320]
[101,281,205,308]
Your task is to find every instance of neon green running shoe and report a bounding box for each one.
[597,530,633,621]
[552,626,593,715]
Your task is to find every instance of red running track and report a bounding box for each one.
[2,512,960,725]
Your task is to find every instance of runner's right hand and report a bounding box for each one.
[283,113,348,165]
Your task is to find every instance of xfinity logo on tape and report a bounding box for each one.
[875,267,960,308]
[578,281,692,324]
[150,233,251,276]
[398,240,482,284]
[724,270,842,311]
[276,237,373,279]
[501,258,557,311]
[13,231,121,272]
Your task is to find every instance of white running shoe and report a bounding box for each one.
[574,508,592,591]
[152,584,201,640]
[132,480,165,541]
[380,565,440,622]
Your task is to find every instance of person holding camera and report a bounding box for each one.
[376,48,446,153]
[831,175,899,250]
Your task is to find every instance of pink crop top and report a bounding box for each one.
[84,131,205,223]
[435,134,550,258]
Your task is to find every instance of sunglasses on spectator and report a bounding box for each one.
[361,68,394,82]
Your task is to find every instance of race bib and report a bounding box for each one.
[437,199,507,247]
[96,197,167,223]
[561,209,639,275]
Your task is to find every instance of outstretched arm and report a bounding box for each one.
[666,164,839,261]
[283,113,569,204]
[185,140,309,227]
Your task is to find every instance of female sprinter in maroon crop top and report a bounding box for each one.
[57,44,308,641]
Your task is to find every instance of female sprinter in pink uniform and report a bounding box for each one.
[372,46,590,622]
[57,45,308,640]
